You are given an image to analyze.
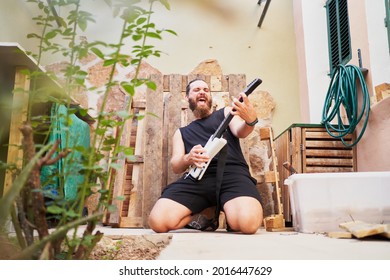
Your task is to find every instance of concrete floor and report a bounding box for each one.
[94,225,390,260]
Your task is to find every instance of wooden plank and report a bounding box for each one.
[381,224,390,239]
[327,231,353,239]
[302,128,308,173]
[269,128,282,216]
[305,166,354,173]
[119,217,143,228]
[210,75,223,91]
[292,127,302,173]
[305,130,353,140]
[259,127,271,140]
[274,130,291,222]
[142,73,164,228]
[163,74,170,92]
[263,214,285,231]
[305,157,354,167]
[339,221,387,238]
[305,140,353,148]
[132,100,146,109]
[125,155,144,163]
[305,149,353,158]
[165,74,183,185]
[4,67,30,195]
[264,171,277,183]
[127,108,145,220]
[109,95,134,225]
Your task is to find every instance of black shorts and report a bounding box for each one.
[160,165,262,214]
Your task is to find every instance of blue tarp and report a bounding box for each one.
[41,104,90,201]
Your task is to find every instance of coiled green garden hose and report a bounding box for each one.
[321,64,370,147]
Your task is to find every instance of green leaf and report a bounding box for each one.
[121,84,135,95]
[78,20,87,32]
[103,59,116,66]
[146,32,162,39]
[158,0,171,10]
[115,110,131,119]
[91,47,105,59]
[45,30,57,39]
[132,34,143,41]
[146,80,156,90]
[27,33,41,39]
[136,17,147,25]
[47,205,64,215]
[164,29,178,36]
[65,210,79,218]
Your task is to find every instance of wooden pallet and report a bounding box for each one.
[105,74,248,228]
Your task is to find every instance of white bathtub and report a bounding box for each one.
[284,171,390,233]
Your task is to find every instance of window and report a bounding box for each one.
[386,0,390,53]
[325,0,352,75]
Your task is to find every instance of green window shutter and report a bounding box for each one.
[326,0,352,75]
[386,0,390,53]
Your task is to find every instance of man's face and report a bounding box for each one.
[187,80,213,119]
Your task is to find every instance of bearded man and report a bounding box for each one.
[148,79,263,234]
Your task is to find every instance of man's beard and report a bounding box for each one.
[188,97,213,119]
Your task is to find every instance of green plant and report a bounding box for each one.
[0,0,176,259]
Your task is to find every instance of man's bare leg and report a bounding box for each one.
[148,198,193,233]
[223,196,263,234]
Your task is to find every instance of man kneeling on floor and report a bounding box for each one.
[148,79,263,234]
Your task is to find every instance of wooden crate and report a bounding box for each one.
[274,123,357,223]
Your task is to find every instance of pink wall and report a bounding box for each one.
[356,96,390,171]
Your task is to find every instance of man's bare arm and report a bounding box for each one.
[227,92,257,138]
[170,129,210,174]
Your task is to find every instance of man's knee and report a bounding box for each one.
[224,199,263,234]
[148,214,169,233]
[148,198,192,233]
[228,215,262,234]
[148,202,168,233]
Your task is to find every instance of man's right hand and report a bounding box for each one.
[186,144,210,168]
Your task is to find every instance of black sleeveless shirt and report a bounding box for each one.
[179,108,250,174]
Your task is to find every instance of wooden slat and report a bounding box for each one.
[305,139,353,148]
[292,127,303,172]
[142,73,164,228]
[264,170,277,183]
[274,130,291,222]
[132,100,146,109]
[165,74,183,185]
[339,221,387,239]
[119,217,143,228]
[259,127,271,140]
[127,108,145,220]
[305,149,353,158]
[305,166,354,173]
[4,67,29,195]
[305,157,354,166]
[109,95,134,225]
[305,130,353,140]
